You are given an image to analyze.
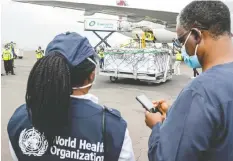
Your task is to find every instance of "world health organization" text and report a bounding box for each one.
[50,136,104,160]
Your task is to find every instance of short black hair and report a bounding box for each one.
[178,0,231,38]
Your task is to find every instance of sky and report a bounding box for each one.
[1,0,233,50]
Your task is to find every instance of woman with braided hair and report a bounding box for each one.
[7,32,135,161]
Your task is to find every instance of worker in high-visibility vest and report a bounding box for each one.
[2,45,15,75]
[141,33,146,48]
[98,48,105,69]
[35,46,44,60]
[174,50,183,75]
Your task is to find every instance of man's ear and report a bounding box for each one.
[191,28,202,44]
[89,70,95,81]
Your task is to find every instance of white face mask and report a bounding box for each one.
[72,57,97,90]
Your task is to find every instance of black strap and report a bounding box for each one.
[102,106,107,160]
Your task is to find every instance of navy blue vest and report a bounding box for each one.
[7,98,127,161]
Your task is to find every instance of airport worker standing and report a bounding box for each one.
[2,44,12,75]
[174,50,182,75]
[8,55,16,75]
[7,32,135,161]
[98,48,105,69]
[35,46,43,60]
[9,42,16,67]
[144,1,233,161]
[7,43,16,75]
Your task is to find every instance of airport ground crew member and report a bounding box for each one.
[173,50,183,75]
[2,45,12,75]
[8,43,16,75]
[9,42,16,68]
[7,32,135,161]
[98,48,105,69]
[9,56,16,75]
[145,1,233,161]
[35,46,44,60]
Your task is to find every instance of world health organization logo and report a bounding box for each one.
[19,128,48,156]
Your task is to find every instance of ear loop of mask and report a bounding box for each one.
[183,31,192,47]
[181,31,192,58]
[182,30,201,57]
[193,30,202,56]
[189,30,201,57]
[194,44,199,56]
[72,57,97,90]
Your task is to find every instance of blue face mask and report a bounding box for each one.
[181,47,201,68]
[181,32,202,68]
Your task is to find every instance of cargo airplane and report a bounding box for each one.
[12,0,233,43]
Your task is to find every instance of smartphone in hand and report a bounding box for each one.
[136,94,162,114]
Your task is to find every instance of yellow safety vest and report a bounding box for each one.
[176,52,182,61]
[141,33,146,48]
[98,51,105,58]
[2,49,12,61]
[145,31,154,41]
[36,50,43,59]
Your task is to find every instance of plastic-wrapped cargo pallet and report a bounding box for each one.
[99,48,174,83]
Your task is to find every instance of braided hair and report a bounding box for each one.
[25,51,96,145]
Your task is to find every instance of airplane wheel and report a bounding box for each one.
[110,76,118,83]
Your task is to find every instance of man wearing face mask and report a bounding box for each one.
[144,1,233,161]
[7,32,135,161]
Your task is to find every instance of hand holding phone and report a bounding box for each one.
[136,94,162,114]
[152,100,169,116]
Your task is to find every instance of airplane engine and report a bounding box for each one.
[152,29,176,43]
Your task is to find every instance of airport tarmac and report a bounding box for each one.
[1,52,200,161]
